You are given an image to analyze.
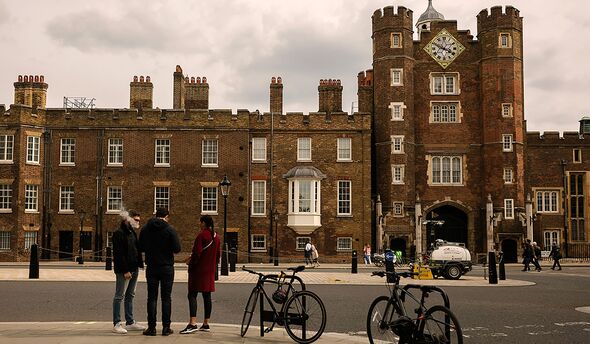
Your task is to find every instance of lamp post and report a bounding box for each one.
[273,209,279,266]
[219,175,231,276]
[78,210,86,265]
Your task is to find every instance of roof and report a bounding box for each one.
[282,166,327,179]
[416,0,445,25]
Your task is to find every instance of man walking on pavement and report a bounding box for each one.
[112,210,145,334]
[139,208,181,336]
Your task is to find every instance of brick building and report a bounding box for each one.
[1,1,589,263]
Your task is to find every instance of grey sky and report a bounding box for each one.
[0,0,587,132]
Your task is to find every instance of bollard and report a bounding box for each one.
[385,250,395,283]
[229,247,236,272]
[498,251,506,280]
[105,246,112,271]
[29,244,39,279]
[488,251,498,284]
[351,250,358,273]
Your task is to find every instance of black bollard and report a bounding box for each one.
[498,251,506,280]
[214,262,219,281]
[29,244,39,279]
[105,246,112,271]
[229,247,236,272]
[385,250,395,283]
[488,251,498,284]
[351,250,358,273]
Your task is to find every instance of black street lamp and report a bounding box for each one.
[78,210,86,265]
[273,209,279,266]
[219,175,231,276]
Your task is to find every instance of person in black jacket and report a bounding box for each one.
[112,210,145,334]
[139,208,181,336]
[549,243,562,270]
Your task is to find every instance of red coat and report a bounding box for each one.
[188,229,221,292]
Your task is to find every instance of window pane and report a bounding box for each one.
[252,138,266,161]
[338,181,351,215]
[298,181,311,212]
[252,181,265,215]
[0,185,12,210]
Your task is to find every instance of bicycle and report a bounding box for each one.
[367,270,463,344]
[240,265,327,344]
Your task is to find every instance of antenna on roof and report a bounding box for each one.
[63,97,96,109]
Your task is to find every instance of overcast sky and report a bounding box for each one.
[0,0,587,132]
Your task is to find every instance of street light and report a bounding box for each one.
[273,209,279,266]
[219,175,231,276]
[78,210,86,265]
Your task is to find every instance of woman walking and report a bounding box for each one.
[180,215,221,334]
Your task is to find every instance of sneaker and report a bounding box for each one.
[126,322,146,331]
[162,327,174,336]
[199,324,210,332]
[180,324,199,334]
[143,327,157,336]
[112,322,128,334]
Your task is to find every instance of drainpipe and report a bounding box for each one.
[561,159,568,257]
[41,129,52,259]
[95,129,105,261]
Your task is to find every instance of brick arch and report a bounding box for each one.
[422,201,475,251]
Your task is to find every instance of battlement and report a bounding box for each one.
[477,6,522,33]
[527,131,585,145]
[185,76,207,84]
[372,6,413,32]
[357,70,373,87]
[249,110,370,131]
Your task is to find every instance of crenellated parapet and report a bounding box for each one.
[249,110,370,132]
[130,75,153,109]
[184,75,209,110]
[14,75,48,109]
[527,131,585,145]
[477,6,522,33]
[372,6,413,32]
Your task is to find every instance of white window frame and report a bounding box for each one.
[60,138,76,166]
[202,139,218,167]
[502,134,513,152]
[25,184,38,212]
[504,199,514,219]
[297,138,312,161]
[59,186,74,213]
[106,231,114,248]
[431,156,463,185]
[499,32,512,48]
[288,179,321,214]
[296,237,311,251]
[26,136,40,164]
[108,138,123,166]
[337,237,353,251]
[573,149,582,163]
[0,135,14,163]
[0,231,10,250]
[0,184,12,212]
[154,186,170,213]
[431,102,459,123]
[393,202,404,216]
[391,135,404,154]
[251,234,267,251]
[536,190,559,213]
[430,73,459,95]
[390,68,403,86]
[389,102,405,121]
[337,138,352,161]
[390,32,402,48]
[107,186,122,213]
[544,230,560,249]
[503,168,513,184]
[337,180,352,216]
[201,186,218,214]
[252,137,267,162]
[392,165,405,184]
[24,231,38,251]
[502,103,513,117]
[155,139,171,167]
[251,180,266,216]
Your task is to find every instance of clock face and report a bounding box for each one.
[424,29,465,68]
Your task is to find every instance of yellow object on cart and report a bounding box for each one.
[412,264,434,280]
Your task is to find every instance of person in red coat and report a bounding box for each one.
[180,215,220,334]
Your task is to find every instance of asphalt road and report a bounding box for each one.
[1,266,589,343]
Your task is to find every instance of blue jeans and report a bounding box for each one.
[113,270,139,325]
[146,268,175,328]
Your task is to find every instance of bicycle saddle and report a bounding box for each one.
[288,265,306,273]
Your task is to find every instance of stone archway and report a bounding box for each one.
[425,205,468,247]
[390,238,407,258]
[501,239,518,263]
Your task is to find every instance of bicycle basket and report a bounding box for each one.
[272,287,288,304]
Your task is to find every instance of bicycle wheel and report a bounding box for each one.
[240,287,260,337]
[367,295,401,344]
[283,290,327,344]
[417,305,463,344]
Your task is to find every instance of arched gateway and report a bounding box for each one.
[425,205,468,247]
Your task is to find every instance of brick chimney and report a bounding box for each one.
[130,75,153,109]
[14,75,48,109]
[357,70,374,113]
[270,76,283,114]
[173,65,185,109]
[318,79,343,113]
[185,76,209,110]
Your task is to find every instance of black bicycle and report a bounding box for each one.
[241,265,327,344]
[367,270,463,344]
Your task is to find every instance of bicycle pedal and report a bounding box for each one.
[264,328,273,333]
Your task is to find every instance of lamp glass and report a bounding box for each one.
[219,175,231,197]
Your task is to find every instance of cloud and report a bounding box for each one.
[0,1,10,26]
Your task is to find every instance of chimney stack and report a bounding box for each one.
[318,79,343,113]
[130,75,153,109]
[14,75,48,109]
[270,76,283,115]
[184,76,209,110]
[357,70,374,113]
[173,65,185,109]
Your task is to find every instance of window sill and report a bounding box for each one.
[201,164,218,168]
[337,214,353,218]
[0,209,12,213]
[251,214,267,217]
[251,249,268,253]
[252,160,267,163]
[25,162,41,166]
[106,210,122,214]
[337,249,353,252]
[154,164,171,168]
[24,210,39,214]
[392,182,405,185]
[201,211,218,216]
[297,160,312,163]
[0,161,13,165]
[59,163,75,167]
[58,210,75,214]
[107,163,123,167]
[337,159,352,163]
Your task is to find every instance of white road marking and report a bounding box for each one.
[575,306,590,314]
[554,322,590,327]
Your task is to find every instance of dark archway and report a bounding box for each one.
[390,238,407,258]
[501,239,518,263]
[426,205,468,247]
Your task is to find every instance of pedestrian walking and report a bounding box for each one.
[532,242,542,271]
[138,208,181,336]
[112,210,146,334]
[522,239,533,271]
[304,241,313,266]
[363,244,372,265]
[180,215,221,334]
[311,243,320,267]
[549,242,562,270]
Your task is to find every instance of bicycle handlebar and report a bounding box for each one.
[371,270,418,278]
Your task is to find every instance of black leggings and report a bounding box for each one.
[188,291,212,319]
